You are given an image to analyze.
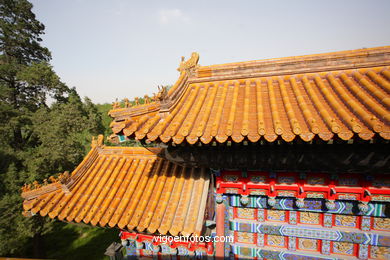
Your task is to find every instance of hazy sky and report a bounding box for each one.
[30,0,390,104]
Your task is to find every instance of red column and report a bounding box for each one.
[216,202,225,258]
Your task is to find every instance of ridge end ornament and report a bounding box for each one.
[177,52,200,76]
[156,85,168,101]
[91,134,105,148]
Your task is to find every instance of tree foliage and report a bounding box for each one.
[0,0,104,257]
[0,0,50,63]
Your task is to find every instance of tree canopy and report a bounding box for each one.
[0,0,50,63]
[0,0,105,257]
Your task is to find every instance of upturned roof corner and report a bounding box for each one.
[177,52,200,75]
[107,52,200,120]
[107,46,390,145]
[91,134,104,148]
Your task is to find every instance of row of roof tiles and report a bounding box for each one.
[112,67,390,144]
[22,146,210,236]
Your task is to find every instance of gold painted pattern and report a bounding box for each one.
[373,217,390,231]
[371,246,390,260]
[250,176,266,183]
[237,208,256,219]
[237,232,255,244]
[335,215,357,228]
[300,212,320,224]
[277,176,295,185]
[298,238,318,251]
[307,177,325,185]
[333,242,354,255]
[267,210,286,222]
[223,175,239,182]
[267,235,285,247]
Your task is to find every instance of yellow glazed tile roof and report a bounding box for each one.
[22,144,210,236]
[109,47,390,144]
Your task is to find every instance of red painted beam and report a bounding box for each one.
[216,171,390,202]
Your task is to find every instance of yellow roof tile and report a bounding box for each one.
[109,46,390,144]
[22,146,210,236]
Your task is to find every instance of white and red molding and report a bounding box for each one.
[216,171,390,205]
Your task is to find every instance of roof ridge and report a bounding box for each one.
[199,46,390,69]
[107,48,390,145]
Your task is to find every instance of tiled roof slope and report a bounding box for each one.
[22,143,210,236]
[109,46,390,144]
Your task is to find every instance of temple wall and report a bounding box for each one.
[216,170,390,260]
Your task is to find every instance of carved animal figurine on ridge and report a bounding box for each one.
[156,85,168,101]
[124,98,132,108]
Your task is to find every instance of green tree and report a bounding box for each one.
[96,103,113,138]
[30,89,104,177]
[0,0,104,257]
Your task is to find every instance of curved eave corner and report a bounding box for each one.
[108,52,201,143]
[21,135,210,237]
[111,47,390,145]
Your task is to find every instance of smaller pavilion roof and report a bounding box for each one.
[22,137,210,237]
